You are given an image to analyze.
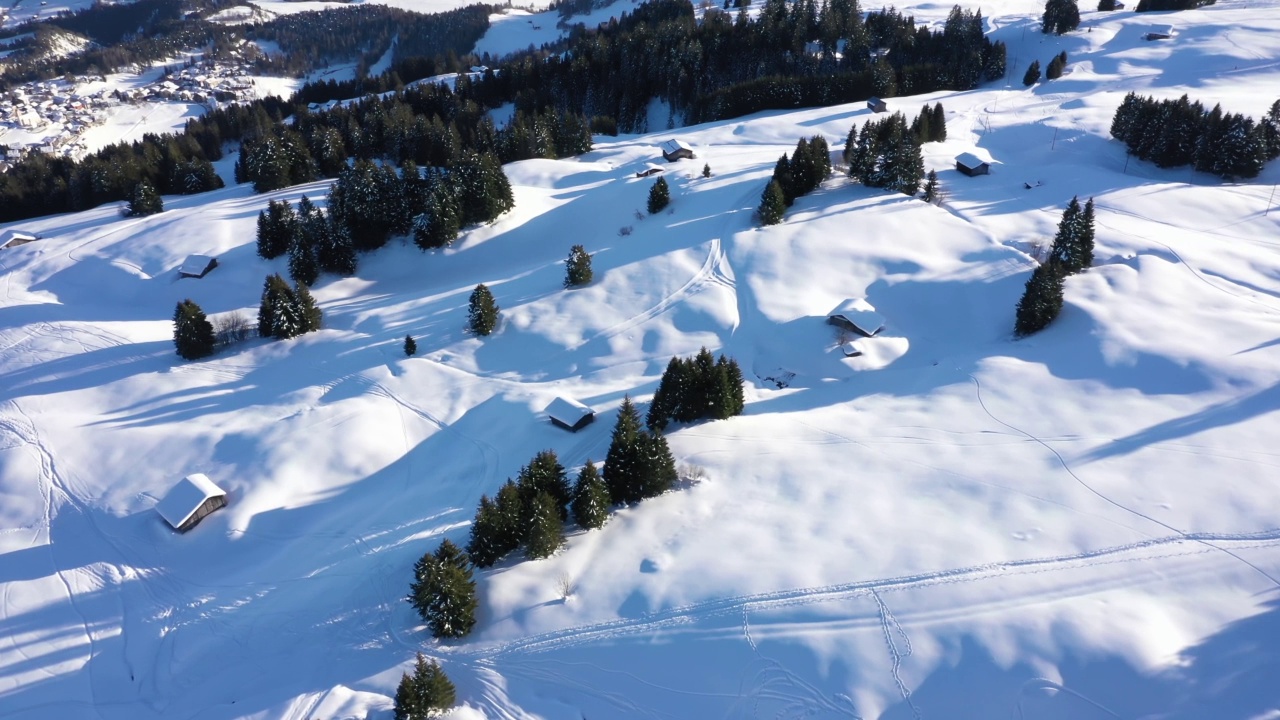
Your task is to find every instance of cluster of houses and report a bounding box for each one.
[0,80,114,164]
[139,57,259,106]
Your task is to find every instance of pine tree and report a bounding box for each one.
[647,176,671,214]
[467,495,512,568]
[931,103,947,142]
[702,163,712,178]
[1262,100,1280,161]
[758,180,786,225]
[636,430,678,499]
[294,283,323,333]
[911,107,933,144]
[524,491,565,559]
[646,356,688,432]
[467,284,500,336]
[1078,197,1096,272]
[494,479,525,549]
[1046,54,1065,80]
[1023,60,1041,86]
[570,460,610,529]
[517,449,571,521]
[257,199,296,259]
[772,154,796,206]
[1042,0,1080,35]
[407,539,477,639]
[1098,0,1116,10]
[603,396,644,505]
[126,179,163,216]
[173,299,216,360]
[922,169,940,204]
[404,335,417,356]
[564,244,593,287]
[1048,196,1094,274]
[287,228,320,287]
[395,654,456,719]
[412,189,461,250]
[1014,260,1066,336]
[257,274,292,338]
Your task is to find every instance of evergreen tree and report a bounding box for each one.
[257,274,292,338]
[772,154,797,206]
[126,179,163,216]
[404,335,417,356]
[524,491,566,559]
[412,189,461,250]
[1262,100,1280,160]
[922,169,940,204]
[570,460,610,529]
[256,199,296,259]
[931,103,947,142]
[287,228,320,287]
[636,430,679,499]
[564,244,593,287]
[702,163,712,178]
[603,396,644,505]
[494,479,525,549]
[758,180,787,225]
[407,539,477,639]
[394,654,456,720]
[467,495,512,568]
[1098,0,1116,10]
[646,356,688,432]
[173,299,216,360]
[911,107,933,144]
[1048,196,1094,274]
[647,176,671,214]
[1023,60,1041,86]
[1079,197,1096,272]
[517,450,572,521]
[1042,0,1080,34]
[1014,261,1066,336]
[294,283,323,334]
[1046,54,1065,80]
[467,284,500,336]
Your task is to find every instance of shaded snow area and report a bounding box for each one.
[3,1,1280,719]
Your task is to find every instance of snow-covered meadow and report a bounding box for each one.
[2,0,1280,718]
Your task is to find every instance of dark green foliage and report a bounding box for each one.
[235,128,318,193]
[646,349,746,431]
[846,112,923,195]
[1046,52,1068,80]
[412,180,462,250]
[1111,92,1271,179]
[911,104,947,143]
[1098,0,1116,10]
[1261,100,1280,161]
[922,169,940,204]
[636,431,679,499]
[758,180,786,225]
[393,653,457,720]
[1042,0,1080,34]
[771,154,796,206]
[257,199,297,260]
[647,177,671,214]
[517,450,572,522]
[1023,60,1041,86]
[287,225,320,288]
[702,163,712,178]
[126,179,163,216]
[1048,196,1095,274]
[932,103,947,141]
[570,461,610,529]
[173,300,216,360]
[170,158,224,195]
[404,335,417,356]
[1014,261,1066,336]
[565,245,594,288]
[326,160,405,251]
[454,152,514,227]
[407,539,477,639]
[257,273,322,340]
[466,487,523,568]
[1135,0,1214,10]
[603,396,645,505]
[523,491,566,559]
[467,284,500,336]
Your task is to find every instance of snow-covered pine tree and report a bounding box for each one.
[524,491,566,559]
[173,300,216,360]
[414,655,456,717]
[1042,0,1079,35]
[571,460,610,529]
[564,244,593,287]
[647,176,671,214]
[646,356,688,432]
[126,179,163,216]
[603,396,644,505]
[257,274,292,337]
[404,335,417,356]
[467,284,500,336]
[287,224,320,287]
[1014,260,1066,336]
[637,430,679,499]
[922,169,940,204]
[758,180,787,225]
[517,450,572,520]
[1023,60,1041,86]
[466,495,508,568]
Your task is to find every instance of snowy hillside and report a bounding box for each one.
[2,1,1280,719]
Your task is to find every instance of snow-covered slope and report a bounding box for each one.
[2,1,1280,719]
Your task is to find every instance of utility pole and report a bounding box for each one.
[1051,128,1058,150]
[1267,184,1277,216]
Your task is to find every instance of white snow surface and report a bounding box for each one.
[3,2,1280,719]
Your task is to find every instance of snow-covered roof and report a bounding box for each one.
[156,474,226,529]
[1146,24,1174,36]
[179,255,215,277]
[660,139,692,154]
[546,396,594,425]
[829,299,886,336]
[955,152,988,170]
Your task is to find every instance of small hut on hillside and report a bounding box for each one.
[1144,25,1174,40]
[636,163,665,178]
[660,139,695,162]
[828,299,886,337]
[867,97,888,113]
[156,473,227,532]
[546,396,596,432]
[0,230,39,250]
[955,152,991,177]
[179,254,218,278]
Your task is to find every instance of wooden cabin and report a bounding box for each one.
[156,473,227,533]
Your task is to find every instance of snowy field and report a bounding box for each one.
[2,1,1280,719]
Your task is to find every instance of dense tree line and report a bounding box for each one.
[758,135,832,224]
[646,349,746,432]
[472,1,1005,130]
[911,102,947,143]
[1110,93,1279,179]
[844,111,924,195]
